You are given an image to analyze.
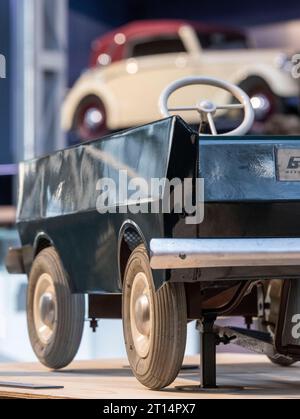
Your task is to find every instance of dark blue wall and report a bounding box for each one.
[69,0,300,85]
[70,0,300,26]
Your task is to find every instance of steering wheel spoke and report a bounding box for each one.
[207,113,218,136]
[216,104,244,110]
[168,106,199,112]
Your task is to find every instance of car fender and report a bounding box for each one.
[32,232,76,292]
[232,64,298,98]
[61,70,120,131]
[117,220,149,289]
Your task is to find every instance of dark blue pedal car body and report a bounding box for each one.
[11,116,300,291]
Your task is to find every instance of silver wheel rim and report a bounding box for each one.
[250,94,271,120]
[130,272,152,358]
[33,273,57,344]
[84,107,104,131]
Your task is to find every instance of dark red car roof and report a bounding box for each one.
[90,19,245,67]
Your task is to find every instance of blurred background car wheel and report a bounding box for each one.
[239,76,283,122]
[74,95,108,141]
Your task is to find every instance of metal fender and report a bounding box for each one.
[232,64,298,98]
[61,70,120,131]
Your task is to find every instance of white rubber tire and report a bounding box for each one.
[27,247,85,370]
[122,245,187,390]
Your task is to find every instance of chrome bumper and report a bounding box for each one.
[150,238,300,270]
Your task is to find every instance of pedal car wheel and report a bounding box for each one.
[27,247,85,370]
[122,245,187,390]
[240,77,282,122]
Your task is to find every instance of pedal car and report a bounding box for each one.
[6,76,300,390]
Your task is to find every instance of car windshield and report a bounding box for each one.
[130,36,187,58]
[197,31,249,50]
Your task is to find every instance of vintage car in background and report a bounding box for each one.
[62,20,300,140]
[7,76,300,390]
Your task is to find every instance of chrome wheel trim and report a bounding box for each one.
[33,273,57,345]
[83,107,104,131]
[250,93,272,120]
[130,272,152,358]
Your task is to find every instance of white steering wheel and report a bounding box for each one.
[159,76,255,136]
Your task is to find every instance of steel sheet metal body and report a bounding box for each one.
[16,117,195,292]
[15,116,300,293]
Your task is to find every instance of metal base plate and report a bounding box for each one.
[0,381,64,390]
[180,365,199,371]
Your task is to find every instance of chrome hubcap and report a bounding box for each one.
[39,293,55,328]
[250,94,271,120]
[135,294,150,337]
[84,107,104,131]
[33,274,57,344]
[130,272,152,358]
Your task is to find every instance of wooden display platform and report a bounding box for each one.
[0,354,299,399]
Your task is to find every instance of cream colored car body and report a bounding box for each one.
[62,25,298,131]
